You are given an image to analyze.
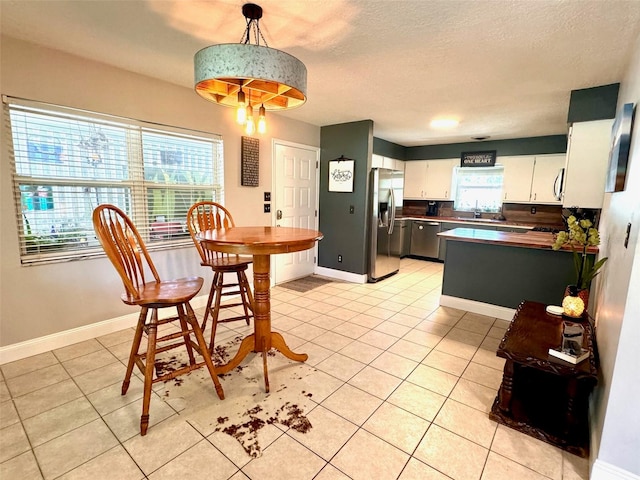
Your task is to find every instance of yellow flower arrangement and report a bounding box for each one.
[552,214,608,290]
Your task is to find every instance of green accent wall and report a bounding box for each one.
[319,120,373,275]
[567,83,619,123]
[406,135,567,160]
[373,135,567,161]
[373,137,407,159]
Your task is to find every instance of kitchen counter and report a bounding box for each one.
[438,228,599,253]
[438,227,598,315]
[399,215,543,229]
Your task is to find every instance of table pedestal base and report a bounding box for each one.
[215,332,308,392]
[214,254,308,392]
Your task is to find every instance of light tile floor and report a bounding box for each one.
[0,258,590,480]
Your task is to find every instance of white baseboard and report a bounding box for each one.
[439,295,516,321]
[315,266,367,284]
[591,459,640,480]
[0,294,211,365]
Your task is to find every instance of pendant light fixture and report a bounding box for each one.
[194,3,307,135]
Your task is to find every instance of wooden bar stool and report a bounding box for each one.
[93,204,224,436]
[187,201,254,353]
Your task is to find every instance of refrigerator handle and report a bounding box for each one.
[388,188,396,234]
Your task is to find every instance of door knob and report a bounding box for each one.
[276,209,283,220]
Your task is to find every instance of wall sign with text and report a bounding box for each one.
[460,150,497,167]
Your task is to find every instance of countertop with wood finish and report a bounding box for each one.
[400,215,536,228]
[437,227,599,253]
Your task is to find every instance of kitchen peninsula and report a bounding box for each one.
[438,228,598,319]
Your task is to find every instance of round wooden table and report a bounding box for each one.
[196,226,323,392]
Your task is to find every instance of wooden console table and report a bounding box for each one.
[489,301,598,458]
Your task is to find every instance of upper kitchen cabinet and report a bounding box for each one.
[372,154,405,171]
[404,160,429,198]
[424,158,458,200]
[562,119,615,208]
[500,156,535,203]
[530,154,566,204]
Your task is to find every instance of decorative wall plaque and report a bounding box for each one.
[460,150,497,167]
[241,136,259,186]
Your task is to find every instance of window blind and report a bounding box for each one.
[4,96,224,265]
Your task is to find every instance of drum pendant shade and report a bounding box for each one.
[193,4,307,114]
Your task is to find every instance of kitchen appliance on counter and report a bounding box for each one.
[369,168,404,282]
[410,220,441,259]
[427,201,438,216]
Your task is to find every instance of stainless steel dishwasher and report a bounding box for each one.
[410,221,441,258]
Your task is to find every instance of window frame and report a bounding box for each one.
[453,165,505,213]
[5,96,224,265]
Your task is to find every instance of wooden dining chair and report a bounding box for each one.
[93,204,224,436]
[187,201,254,353]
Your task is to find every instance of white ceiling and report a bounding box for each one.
[2,0,640,147]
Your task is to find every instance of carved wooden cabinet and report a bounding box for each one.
[489,300,598,458]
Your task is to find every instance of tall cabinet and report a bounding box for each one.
[562,119,614,209]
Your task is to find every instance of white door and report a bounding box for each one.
[273,141,319,284]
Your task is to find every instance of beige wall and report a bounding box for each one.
[590,35,640,477]
[0,36,319,346]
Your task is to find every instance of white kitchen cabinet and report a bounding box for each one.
[404,160,428,198]
[372,154,384,168]
[562,119,615,208]
[500,156,535,203]
[372,154,404,172]
[425,158,457,200]
[530,154,566,204]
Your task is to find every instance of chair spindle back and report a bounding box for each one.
[93,204,161,301]
[187,201,236,264]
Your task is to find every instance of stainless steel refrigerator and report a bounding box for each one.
[368,168,404,282]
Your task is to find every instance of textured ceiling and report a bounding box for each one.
[2,0,640,146]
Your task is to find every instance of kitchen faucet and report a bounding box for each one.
[474,200,481,218]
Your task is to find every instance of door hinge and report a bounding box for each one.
[316,161,319,169]
[314,256,316,263]
[315,210,317,217]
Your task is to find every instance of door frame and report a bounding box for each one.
[271,138,321,284]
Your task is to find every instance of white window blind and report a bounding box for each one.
[453,166,504,213]
[4,96,224,265]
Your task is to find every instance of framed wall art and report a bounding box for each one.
[328,156,354,192]
[605,102,635,192]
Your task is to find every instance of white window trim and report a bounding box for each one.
[4,96,224,266]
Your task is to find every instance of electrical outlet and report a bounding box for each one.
[349,205,355,214]
[263,204,271,213]
[530,206,536,214]
[338,255,342,263]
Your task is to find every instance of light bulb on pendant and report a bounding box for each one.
[257,104,266,134]
[245,104,255,135]
[236,88,246,125]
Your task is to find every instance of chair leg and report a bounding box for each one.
[201,271,219,333]
[208,273,225,353]
[238,271,253,325]
[123,307,147,396]
[177,304,196,366]
[186,302,225,400]
[140,308,158,436]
